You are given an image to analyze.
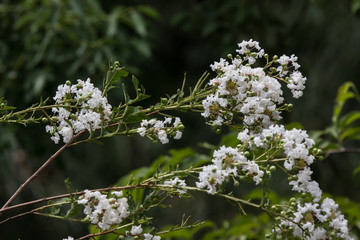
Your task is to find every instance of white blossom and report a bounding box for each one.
[164,177,187,194]
[130,225,143,235]
[63,237,74,240]
[276,198,354,240]
[46,78,112,143]
[77,190,129,230]
[137,117,183,144]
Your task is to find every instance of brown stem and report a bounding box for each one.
[0,183,150,214]
[0,130,86,214]
[326,147,360,156]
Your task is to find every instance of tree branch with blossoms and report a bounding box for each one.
[0,40,357,240]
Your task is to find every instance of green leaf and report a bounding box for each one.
[132,75,139,93]
[339,111,360,131]
[130,10,146,37]
[137,5,159,19]
[64,202,82,219]
[122,106,148,123]
[65,178,73,195]
[332,82,358,123]
[103,65,129,91]
[340,126,360,141]
[354,165,360,176]
[351,0,360,14]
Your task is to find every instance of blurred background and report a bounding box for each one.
[0,0,360,239]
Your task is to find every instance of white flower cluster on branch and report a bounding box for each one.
[275,198,352,239]
[126,224,161,240]
[137,117,184,144]
[197,40,353,239]
[196,146,264,194]
[46,78,112,144]
[38,40,353,240]
[77,190,129,230]
[202,39,306,130]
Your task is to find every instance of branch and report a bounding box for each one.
[0,129,86,214]
[326,147,360,157]
[0,183,151,214]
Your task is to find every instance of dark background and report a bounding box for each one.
[0,0,360,239]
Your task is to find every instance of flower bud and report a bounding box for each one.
[65,80,71,86]
[233,180,240,187]
[227,54,232,59]
[273,55,278,60]
[42,117,48,123]
[316,149,323,155]
[286,104,293,112]
[244,151,251,158]
[161,98,168,105]
[269,166,276,172]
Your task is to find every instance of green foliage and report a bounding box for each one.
[312,82,360,151]
[0,0,158,105]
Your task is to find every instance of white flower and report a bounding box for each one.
[288,71,306,98]
[196,165,224,195]
[164,177,187,194]
[242,161,264,185]
[157,130,169,144]
[63,237,74,240]
[275,198,354,240]
[137,117,183,144]
[144,233,153,240]
[130,225,143,235]
[77,190,129,230]
[47,78,112,143]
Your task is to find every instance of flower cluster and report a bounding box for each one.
[126,224,161,240]
[237,124,321,201]
[196,146,264,194]
[202,39,306,129]
[164,177,187,194]
[46,78,112,144]
[198,41,353,239]
[77,190,129,230]
[276,54,306,98]
[137,117,183,144]
[275,198,353,239]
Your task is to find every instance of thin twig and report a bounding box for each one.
[0,183,150,214]
[326,147,360,157]
[0,129,86,214]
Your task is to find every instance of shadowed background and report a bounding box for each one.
[0,0,360,239]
